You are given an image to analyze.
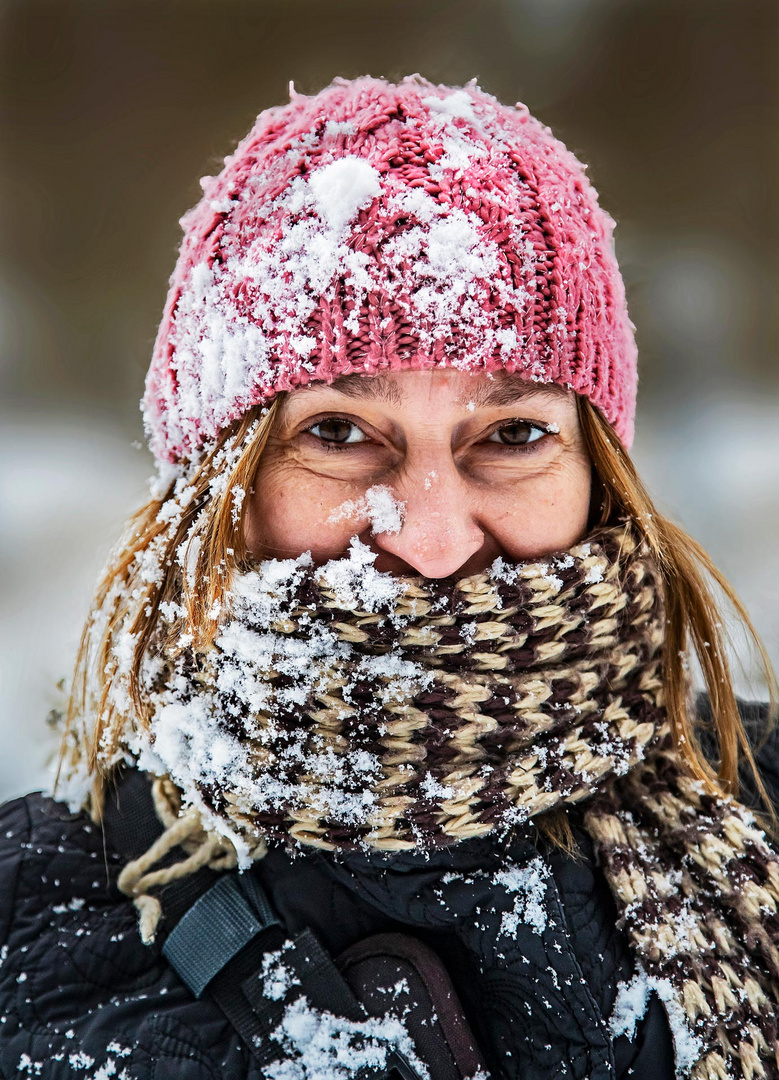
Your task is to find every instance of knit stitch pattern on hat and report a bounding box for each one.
[143,74,638,463]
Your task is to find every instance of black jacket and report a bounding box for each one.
[0,701,776,1080]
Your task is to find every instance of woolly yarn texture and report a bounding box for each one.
[144,75,638,463]
[129,526,666,852]
[81,524,779,1078]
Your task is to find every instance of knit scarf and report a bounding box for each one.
[106,523,779,1079]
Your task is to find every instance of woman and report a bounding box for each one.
[1,74,778,1080]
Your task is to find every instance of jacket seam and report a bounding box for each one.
[544,882,617,1077]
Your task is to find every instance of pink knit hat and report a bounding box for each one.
[143,74,638,462]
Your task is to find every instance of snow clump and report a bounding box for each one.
[266,997,429,1080]
[494,856,550,936]
[308,158,382,234]
[611,970,704,1076]
[327,485,406,536]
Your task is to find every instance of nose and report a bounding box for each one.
[373,465,485,578]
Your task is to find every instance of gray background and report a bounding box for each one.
[1,0,777,801]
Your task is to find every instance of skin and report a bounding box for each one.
[244,369,592,578]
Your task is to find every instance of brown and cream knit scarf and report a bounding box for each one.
[102,523,779,1079]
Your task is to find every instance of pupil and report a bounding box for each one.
[500,422,531,445]
[320,419,353,442]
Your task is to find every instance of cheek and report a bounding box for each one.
[484,457,592,560]
[244,462,368,561]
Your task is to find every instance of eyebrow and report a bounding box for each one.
[320,374,404,407]
[459,379,569,409]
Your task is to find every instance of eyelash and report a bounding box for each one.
[303,417,555,453]
[485,421,551,450]
[303,418,369,452]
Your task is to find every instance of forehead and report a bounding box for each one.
[292,370,571,409]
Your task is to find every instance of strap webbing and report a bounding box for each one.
[242,927,364,1020]
[162,874,280,998]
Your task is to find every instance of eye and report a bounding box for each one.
[487,420,550,446]
[306,418,368,444]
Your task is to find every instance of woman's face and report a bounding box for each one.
[244,369,592,578]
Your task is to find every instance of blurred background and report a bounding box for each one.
[1,0,777,801]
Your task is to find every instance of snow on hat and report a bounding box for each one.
[143,74,638,462]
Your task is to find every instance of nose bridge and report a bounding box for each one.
[406,457,462,519]
[375,453,485,577]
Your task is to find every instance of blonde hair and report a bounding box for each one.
[57,393,778,840]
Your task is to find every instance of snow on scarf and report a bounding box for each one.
[90,524,779,1079]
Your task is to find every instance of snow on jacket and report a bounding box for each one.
[0,701,776,1080]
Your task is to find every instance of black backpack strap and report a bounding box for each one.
[161,873,281,998]
[100,766,424,1079]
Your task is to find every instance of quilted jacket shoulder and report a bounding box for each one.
[0,793,253,1080]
